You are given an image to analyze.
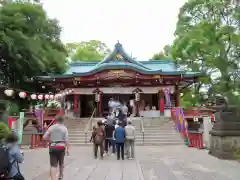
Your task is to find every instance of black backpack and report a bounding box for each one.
[0,145,11,179]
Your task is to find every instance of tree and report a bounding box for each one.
[171,0,240,104]
[152,45,173,60]
[0,1,67,88]
[66,40,111,62]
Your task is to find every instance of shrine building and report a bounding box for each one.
[36,43,202,118]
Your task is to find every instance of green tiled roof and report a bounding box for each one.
[38,43,202,79]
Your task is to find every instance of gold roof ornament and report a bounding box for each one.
[116,53,123,60]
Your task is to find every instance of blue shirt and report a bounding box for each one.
[7,143,24,177]
[114,127,125,143]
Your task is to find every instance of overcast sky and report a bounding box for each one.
[42,0,186,60]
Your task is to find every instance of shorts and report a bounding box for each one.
[49,150,65,167]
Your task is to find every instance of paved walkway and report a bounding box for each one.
[20,146,240,180]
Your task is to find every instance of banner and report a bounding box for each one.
[163,88,171,107]
[17,112,24,144]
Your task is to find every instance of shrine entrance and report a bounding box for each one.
[101,94,134,115]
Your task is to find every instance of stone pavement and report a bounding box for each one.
[20,146,240,180]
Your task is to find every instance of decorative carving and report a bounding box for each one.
[153,75,161,79]
[74,77,81,81]
[115,53,124,60]
[108,70,125,77]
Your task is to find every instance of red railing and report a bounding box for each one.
[30,133,50,149]
[30,109,65,149]
[188,131,204,149]
[171,107,205,149]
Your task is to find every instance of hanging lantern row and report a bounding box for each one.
[4,89,74,100]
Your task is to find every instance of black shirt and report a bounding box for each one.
[104,124,115,138]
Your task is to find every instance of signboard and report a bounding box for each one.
[17,112,24,144]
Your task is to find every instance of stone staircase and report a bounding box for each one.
[132,117,184,146]
[65,117,183,146]
[65,118,91,146]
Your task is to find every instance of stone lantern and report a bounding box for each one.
[209,96,240,159]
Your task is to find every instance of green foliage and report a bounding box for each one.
[0,1,67,88]
[0,122,10,140]
[152,45,173,60]
[66,40,111,62]
[161,0,240,105]
[7,102,20,116]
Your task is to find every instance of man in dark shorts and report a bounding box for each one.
[43,115,69,180]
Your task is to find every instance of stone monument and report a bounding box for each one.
[209,97,240,159]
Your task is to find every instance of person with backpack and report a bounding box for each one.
[43,115,69,180]
[0,132,24,180]
[92,121,105,159]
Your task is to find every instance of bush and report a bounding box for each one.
[0,122,10,140]
[7,102,20,116]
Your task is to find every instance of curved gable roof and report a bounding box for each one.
[37,42,203,79]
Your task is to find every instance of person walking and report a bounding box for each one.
[0,132,25,180]
[43,115,69,180]
[113,122,125,160]
[121,102,128,127]
[92,121,105,159]
[124,120,135,160]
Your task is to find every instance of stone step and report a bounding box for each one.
[69,141,183,146]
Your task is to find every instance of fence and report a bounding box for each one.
[171,107,205,149]
[29,108,64,149]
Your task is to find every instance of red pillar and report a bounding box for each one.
[175,86,180,107]
[73,94,79,115]
[159,90,164,114]
[98,93,102,117]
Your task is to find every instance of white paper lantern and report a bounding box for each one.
[19,92,27,98]
[4,89,14,96]
[44,94,49,100]
[31,94,37,100]
[38,94,43,100]
[49,95,54,100]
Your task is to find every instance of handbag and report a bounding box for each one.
[12,163,25,180]
[49,141,65,153]
[12,173,25,180]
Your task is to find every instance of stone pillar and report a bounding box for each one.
[209,107,240,159]
[203,116,213,149]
